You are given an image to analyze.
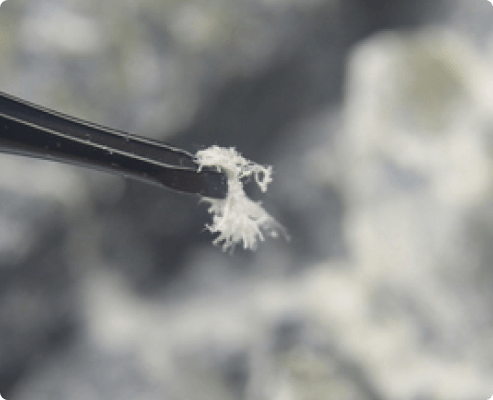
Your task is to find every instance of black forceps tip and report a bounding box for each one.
[0,91,228,199]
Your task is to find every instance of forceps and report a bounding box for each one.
[0,91,227,199]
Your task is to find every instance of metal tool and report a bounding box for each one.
[0,91,227,199]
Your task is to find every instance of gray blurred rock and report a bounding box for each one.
[0,186,78,397]
[3,1,484,400]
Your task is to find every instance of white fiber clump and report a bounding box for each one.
[195,146,287,252]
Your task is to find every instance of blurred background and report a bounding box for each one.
[0,0,493,399]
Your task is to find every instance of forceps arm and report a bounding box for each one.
[0,91,227,199]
